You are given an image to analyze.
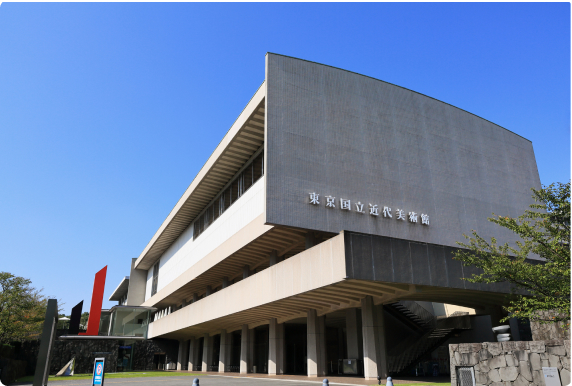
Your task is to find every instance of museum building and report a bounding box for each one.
[109,53,541,379]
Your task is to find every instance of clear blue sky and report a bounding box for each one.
[0,3,569,314]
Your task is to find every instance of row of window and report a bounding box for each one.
[149,151,264,298]
[193,151,264,239]
[151,261,159,296]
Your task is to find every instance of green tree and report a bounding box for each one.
[453,182,570,324]
[80,312,89,330]
[0,272,48,345]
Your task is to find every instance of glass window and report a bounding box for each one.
[109,307,153,339]
[193,150,264,241]
[244,163,253,191]
[151,262,159,296]
[253,153,263,182]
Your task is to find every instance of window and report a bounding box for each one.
[151,261,160,296]
[193,150,264,240]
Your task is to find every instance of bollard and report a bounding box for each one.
[322,379,329,386]
[377,375,381,385]
[193,378,199,386]
[386,377,394,386]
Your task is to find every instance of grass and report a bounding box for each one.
[16,370,201,382]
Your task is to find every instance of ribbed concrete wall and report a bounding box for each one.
[265,53,541,252]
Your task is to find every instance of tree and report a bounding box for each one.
[453,182,570,324]
[0,272,48,345]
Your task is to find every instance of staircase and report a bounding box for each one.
[386,301,471,375]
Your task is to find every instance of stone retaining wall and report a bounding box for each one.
[449,340,570,386]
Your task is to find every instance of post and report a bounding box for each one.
[345,308,363,359]
[188,337,199,371]
[202,334,212,372]
[222,277,229,289]
[361,296,388,380]
[240,324,250,374]
[219,330,231,373]
[307,309,326,377]
[33,299,58,386]
[243,265,250,279]
[177,339,185,370]
[268,318,284,375]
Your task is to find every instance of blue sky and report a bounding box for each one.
[0,3,569,314]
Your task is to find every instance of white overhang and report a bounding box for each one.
[134,82,266,270]
[109,276,130,301]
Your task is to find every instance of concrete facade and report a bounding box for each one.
[265,54,541,253]
[112,54,542,380]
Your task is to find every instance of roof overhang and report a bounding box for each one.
[134,82,266,270]
[108,276,129,301]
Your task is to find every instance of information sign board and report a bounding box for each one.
[92,358,105,386]
[542,367,562,386]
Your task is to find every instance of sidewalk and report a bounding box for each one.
[172,371,451,385]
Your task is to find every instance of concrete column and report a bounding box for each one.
[219,329,231,373]
[177,339,188,370]
[188,337,200,371]
[222,277,229,289]
[177,340,184,370]
[248,326,255,372]
[361,296,387,380]
[269,250,279,266]
[127,257,147,306]
[202,334,213,372]
[205,286,212,296]
[307,309,326,377]
[268,318,284,375]
[345,308,363,359]
[243,265,250,279]
[240,325,251,374]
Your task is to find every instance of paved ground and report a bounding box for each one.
[16,372,450,386]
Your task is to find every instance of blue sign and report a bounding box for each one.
[92,358,105,386]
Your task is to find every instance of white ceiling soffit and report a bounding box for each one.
[109,276,130,301]
[134,84,266,271]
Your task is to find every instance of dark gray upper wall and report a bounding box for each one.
[265,53,541,250]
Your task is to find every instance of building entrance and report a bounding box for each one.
[253,325,269,373]
[117,341,134,372]
[284,323,307,375]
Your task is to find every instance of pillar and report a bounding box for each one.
[192,293,198,302]
[205,286,212,296]
[240,324,251,374]
[269,250,279,266]
[345,308,363,359]
[249,325,255,372]
[219,329,231,372]
[188,337,200,371]
[268,318,285,375]
[243,265,250,279]
[222,277,229,289]
[361,296,387,380]
[177,340,184,370]
[202,334,213,372]
[307,309,326,377]
[177,339,188,370]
